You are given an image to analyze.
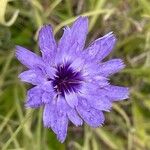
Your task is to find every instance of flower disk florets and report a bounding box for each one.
[52,62,83,96]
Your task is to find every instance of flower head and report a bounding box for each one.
[16,16,129,143]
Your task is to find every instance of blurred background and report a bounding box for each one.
[0,0,150,149]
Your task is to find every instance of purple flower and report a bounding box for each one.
[16,16,129,143]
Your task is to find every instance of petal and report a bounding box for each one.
[56,97,69,142]
[83,61,100,76]
[40,81,54,92]
[56,41,79,64]
[70,16,88,51]
[57,96,83,126]
[99,59,125,77]
[43,99,69,143]
[38,25,57,62]
[65,92,78,108]
[69,57,85,72]
[19,69,45,85]
[56,27,71,64]
[77,97,105,127]
[56,17,88,64]
[79,82,100,95]
[43,102,57,133]
[93,76,109,87]
[16,46,43,68]
[86,95,112,111]
[56,110,68,143]
[56,17,88,61]
[86,32,116,61]
[105,85,129,101]
[45,66,56,79]
[80,83,112,111]
[67,109,83,126]
[58,27,71,53]
[25,86,43,108]
[42,91,54,104]
[57,96,69,112]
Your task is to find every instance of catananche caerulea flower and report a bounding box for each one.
[16,16,129,143]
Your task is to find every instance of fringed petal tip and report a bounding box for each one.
[87,120,105,128]
[74,122,83,127]
[125,87,130,99]
[15,45,24,60]
[15,45,43,68]
[38,24,56,62]
[57,134,67,143]
[42,124,67,143]
[106,86,129,101]
[118,87,130,100]
[38,24,53,39]
[94,31,117,43]
[15,45,21,53]
[43,122,51,129]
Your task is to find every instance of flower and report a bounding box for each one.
[16,16,129,143]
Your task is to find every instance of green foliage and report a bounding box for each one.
[0,0,150,149]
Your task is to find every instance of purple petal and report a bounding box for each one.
[56,110,68,143]
[43,99,68,143]
[83,75,109,87]
[105,85,129,101]
[57,96,83,126]
[58,27,71,53]
[40,81,54,92]
[45,66,56,79]
[38,25,57,63]
[99,59,125,77]
[93,76,109,87]
[70,16,88,51]
[86,32,116,61]
[67,109,83,126]
[70,57,85,71]
[42,91,54,104]
[19,69,45,85]
[57,17,88,61]
[65,92,78,108]
[86,95,112,111]
[25,86,44,108]
[57,96,69,112]
[79,82,100,95]
[56,27,71,64]
[76,97,105,127]
[56,41,79,64]
[56,97,69,142]
[83,61,100,76]
[16,46,43,68]
[43,102,57,133]
[80,83,112,111]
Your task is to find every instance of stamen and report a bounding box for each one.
[52,62,83,96]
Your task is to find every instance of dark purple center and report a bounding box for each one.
[52,62,83,96]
